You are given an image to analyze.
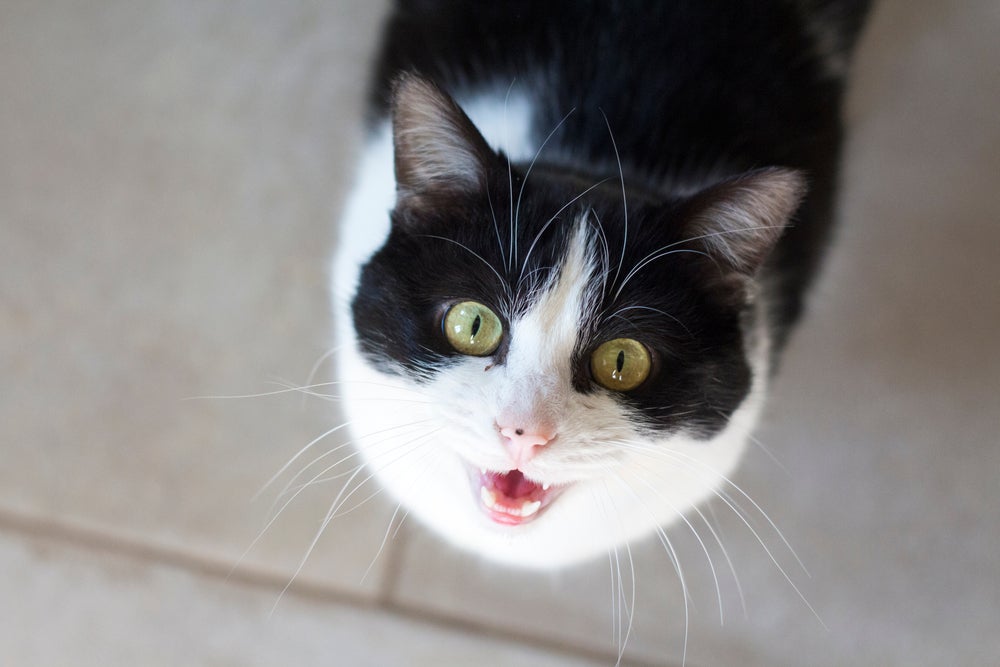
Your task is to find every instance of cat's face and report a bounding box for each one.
[336,76,803,568]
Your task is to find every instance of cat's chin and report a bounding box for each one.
[464,463,570,527]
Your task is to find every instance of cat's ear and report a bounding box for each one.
[680,168,806,277]
[391,73,495,206]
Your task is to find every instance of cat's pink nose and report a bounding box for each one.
[499,426,554,468]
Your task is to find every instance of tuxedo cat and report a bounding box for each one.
[331,0,870,568]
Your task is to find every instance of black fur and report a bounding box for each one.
[352,0,871,436]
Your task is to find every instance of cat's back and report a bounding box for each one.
[369,0,868,180]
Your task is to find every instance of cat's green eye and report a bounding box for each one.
[590,338,652,392]
[443,301,503,356]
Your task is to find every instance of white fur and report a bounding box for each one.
[331,89,770,568]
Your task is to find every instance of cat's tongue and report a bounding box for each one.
[477,469,552,526]
[490,469,540,498]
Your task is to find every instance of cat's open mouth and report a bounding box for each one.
[467,466,566,526]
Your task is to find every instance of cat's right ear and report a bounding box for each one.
[390,73,496,208]
[679,167,807,278]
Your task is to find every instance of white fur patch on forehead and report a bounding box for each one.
[506,219,598,377]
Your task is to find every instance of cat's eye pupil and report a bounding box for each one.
[590,338,651,392]
[443,301,503,357]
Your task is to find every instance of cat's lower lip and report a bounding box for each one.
[466,465,566,526]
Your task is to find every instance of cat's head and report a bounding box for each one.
[340,74,804,568]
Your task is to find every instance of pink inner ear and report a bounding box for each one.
[391,73,493,201]
[685,167,807,275]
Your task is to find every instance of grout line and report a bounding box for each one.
[0,506,374,607]
[382,597,673,667]
[0,507,679,667]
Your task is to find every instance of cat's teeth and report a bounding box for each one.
[542,483,551,491]
[480,486,497,508]
[479,467,487,475]
[479,486,541,518]
[520,500,542,517]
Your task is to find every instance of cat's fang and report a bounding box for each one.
[520,500,542,517]
[480,486,497,508]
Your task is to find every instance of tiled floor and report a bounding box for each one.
[2,1,998,665]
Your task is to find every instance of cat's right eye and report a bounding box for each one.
[443,301,503,356]
[590,338,652,392]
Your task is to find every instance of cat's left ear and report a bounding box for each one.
[390,73,496,207]
[680,167,807,278]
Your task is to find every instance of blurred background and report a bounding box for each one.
[1,1,998,665]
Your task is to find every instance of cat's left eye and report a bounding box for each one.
[443,301,503,356]
[590,338,652,391]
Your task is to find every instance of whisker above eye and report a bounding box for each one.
[612,248,714,301]
[503,77,517,274]
[599,109,629,294]
[516,176,613,289]
[485,173,506,269]
[606,304,694,339]
[416,234,512,301]
[514,106,576,249]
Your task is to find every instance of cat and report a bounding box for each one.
[331,0,871,569]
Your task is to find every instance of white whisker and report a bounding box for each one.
[517,177,613,288]
[418,234,513,300]
[187,378,429,402]
[705,499,748,618]
[600,109,629,292]
[269,420,433,510]
[615,442,824,629]
[253,421,354,501]
[600,483,636,665]
[503,78,517,273]
[607,304,694,338]
[513,107,576,237]
[360,448,436,584]
[269,430,439,615]
[485,175,506,268]
[235,427,435,583]
[617,468,725,625]
[301,346,342,407]
[613,225,783,300]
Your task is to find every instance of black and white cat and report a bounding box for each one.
[332,0,870,568]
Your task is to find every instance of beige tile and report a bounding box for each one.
[390,1,1000,665]
[4,0,998,663]
[0,0,399,595]
[0,531,602,667]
